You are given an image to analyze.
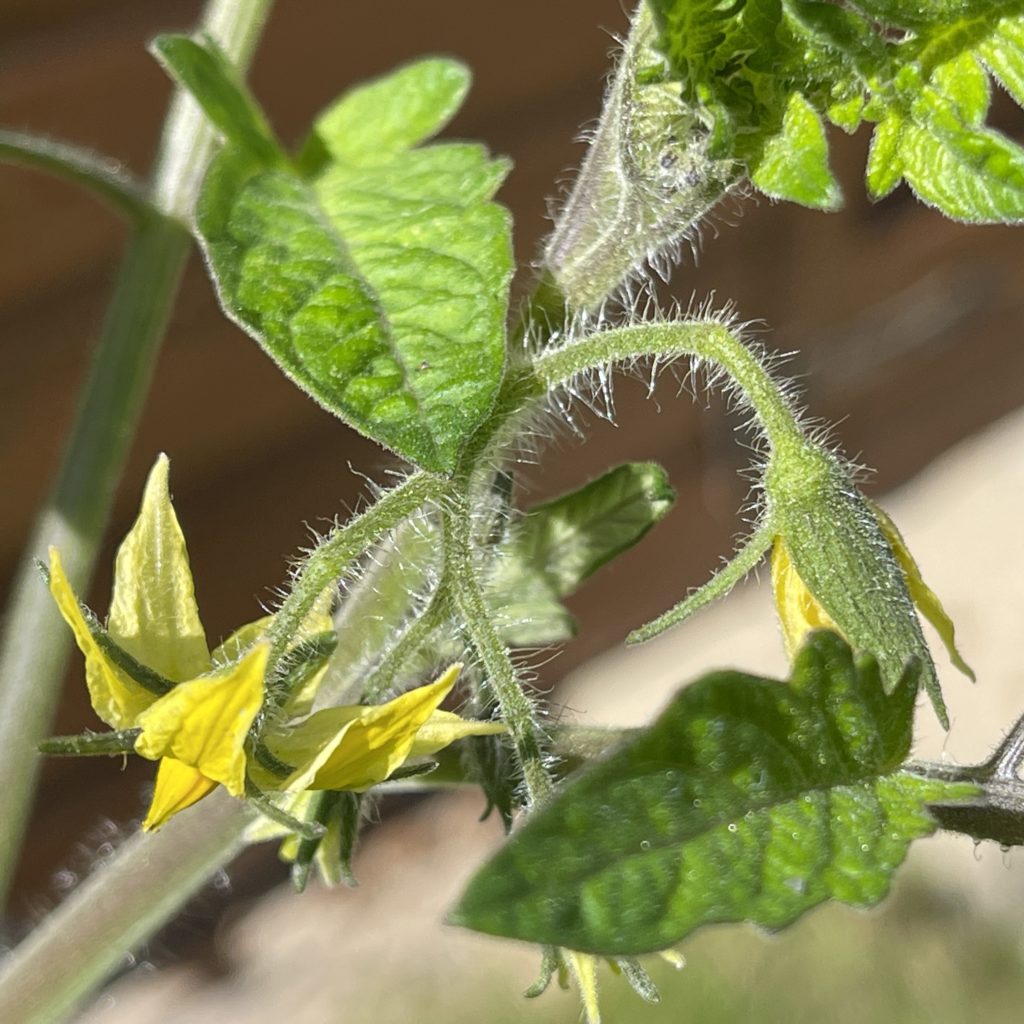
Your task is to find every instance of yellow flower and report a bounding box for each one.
[47,455,270,830]
[250,663,505,793]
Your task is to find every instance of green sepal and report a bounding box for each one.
[628,521,773,645]
[766,442,947,725]
[39,728,142,757]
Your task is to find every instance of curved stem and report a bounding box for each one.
[265,472,443,691]
[0,130,155,223]
[532,320,804,455]
[0,0,275,913]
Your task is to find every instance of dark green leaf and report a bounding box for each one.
[152,35,282,165]
[512,463,675,599]
[452,632,975,955]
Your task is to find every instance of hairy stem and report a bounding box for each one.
[265,472,443,690]
[442,499,553,807]
[533,319,804,454]
[0,794,252,1024]
[0,0,275,907]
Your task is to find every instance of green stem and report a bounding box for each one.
[0,0,274,909]
[442,499,553,807]
[0,130,154,222]
[532,320,804,454]
[0,794,252,1024]
[265,472,443,692]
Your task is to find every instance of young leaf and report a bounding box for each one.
[452,632,974,955]
[750,91,842,210]
[485,463,675,646]
[509,463,675,599]
[194,59,513,472]
[152,35,282,166]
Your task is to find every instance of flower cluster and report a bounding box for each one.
[44,455,503,834]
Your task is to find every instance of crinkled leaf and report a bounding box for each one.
[108,454,210,682]
[979,16,1024,108]
[152,35,282,165]
[512,463,675,598]
[453,632,975,955]
[190,58,513,472]
[751,91,841,209]
[648,0,1024,223]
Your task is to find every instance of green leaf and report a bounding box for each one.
[901,93,1024,220]
[194,59,514,472]
[866,113,906,199]
[511,463,675,599]
[152,35,282,165]
[302,58,471,168]
[452,632,974,955]
[979,16,1024,108]
[485,463,675,647]
[751,91,842,209]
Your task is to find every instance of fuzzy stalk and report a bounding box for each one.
[532,319,804,455]
[442,498,553,807]
[265,472,443,694]
[0,0,274,906]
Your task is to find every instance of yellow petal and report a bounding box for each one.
[142,757,218,831]
[409,710,506,757]
[134,644,267,797]
[266,664,463,792]
[108,454,210,681]
[770,536,838,659]
[872,504,976,681]
[48,547,154,728]
[563,951,602,1024]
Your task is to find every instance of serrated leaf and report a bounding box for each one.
[752,91,842,209]
[900,110,1024,221]
[979,16,1024,108]
[932,51,991,126]
[194,59,513,472]
[511,463,675,599]
[152,35,282,165]
[452,632,975,955]
[485,463,675,647]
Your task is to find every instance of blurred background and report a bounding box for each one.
[2,1,1024,1020]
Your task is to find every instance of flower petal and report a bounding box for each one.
[142,758,218,831]
[563,951,602,1024]
[409,710,506,757]
[48,548,154,728]
[770,536,838,659]
[872,504,976,682]
[134,644,267,796]
[108,454,210,681]
[268,664,463,792]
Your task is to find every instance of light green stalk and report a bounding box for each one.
[0,0,274,906]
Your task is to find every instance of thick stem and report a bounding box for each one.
[0,794,252,1024]
[442,499,553,807]
[533,320,804,454]
[0,0,274,921]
